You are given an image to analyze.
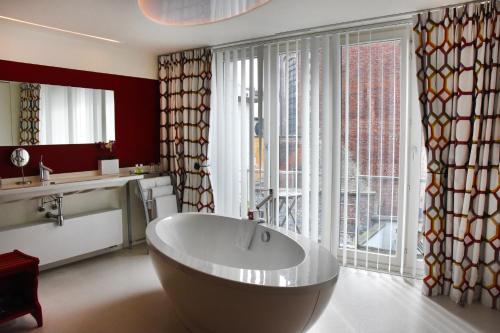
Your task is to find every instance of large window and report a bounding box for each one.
[210,25,425,276]
[339,36,403,271]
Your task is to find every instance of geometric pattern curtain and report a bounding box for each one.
[414,1,500,309]
[19,83,41,145]
[159,48,215,213]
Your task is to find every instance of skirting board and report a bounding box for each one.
[0,209,123,266]
[40,245,121,271]
[40,240,147,271]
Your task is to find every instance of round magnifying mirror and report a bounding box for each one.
[11,148,30,167]
[11,148,31,185]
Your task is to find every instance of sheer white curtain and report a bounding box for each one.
[209,37,334,247]
[210,49,251,218]
[39,85,114,145]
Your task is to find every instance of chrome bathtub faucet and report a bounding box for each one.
[249,189,274,224]
[45,194,64,226]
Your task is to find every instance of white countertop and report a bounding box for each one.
[0,171,143,204]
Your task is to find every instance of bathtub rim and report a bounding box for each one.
[148,244,339,294]
[146,212,339,288]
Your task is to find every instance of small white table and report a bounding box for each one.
[278,188,302,233]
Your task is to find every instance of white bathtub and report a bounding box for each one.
[146,213,339,333]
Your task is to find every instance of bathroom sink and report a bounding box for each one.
[0,173,143,204]
[50,175,109,184]
[0,175,108,189]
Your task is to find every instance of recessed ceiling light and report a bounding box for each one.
[0,15,121,43]
[138,0,271,26]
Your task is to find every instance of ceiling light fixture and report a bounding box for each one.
[138,0,271,26]
[0,15,121,43]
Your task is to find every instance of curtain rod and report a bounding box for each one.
[209,0,491,51]
[211,19,412,52]
[158,46,211,59]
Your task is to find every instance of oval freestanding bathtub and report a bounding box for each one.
[146,213,339,333]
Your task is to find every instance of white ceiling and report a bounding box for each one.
[0,0,467,55]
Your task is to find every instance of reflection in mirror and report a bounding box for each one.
[10,148,31,185]
[10,148,30,167]
[0,81,115,146]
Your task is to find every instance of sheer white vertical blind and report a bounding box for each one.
[299,39,310,238]
[210,23,424,277]
[211,35,335,243]
[263,36,334,244]
[337,26,424,277]
[211,49,250,217]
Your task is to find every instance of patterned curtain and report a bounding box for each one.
[414,2,500,309]
[159,48,215,213]
[19,83,41,145]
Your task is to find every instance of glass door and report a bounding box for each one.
[336,27,412,274]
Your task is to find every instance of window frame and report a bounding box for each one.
[212,23,424,277]
[330,25,423,276]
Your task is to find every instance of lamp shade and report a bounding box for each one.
[138,0,271,26]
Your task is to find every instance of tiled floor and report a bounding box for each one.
[1,246,499,333]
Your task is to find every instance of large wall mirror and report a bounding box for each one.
[0,81,115,146]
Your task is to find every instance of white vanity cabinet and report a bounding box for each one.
[0,209,122,266]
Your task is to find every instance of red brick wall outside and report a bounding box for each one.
[270,40,402,244]
[341,40,402,233]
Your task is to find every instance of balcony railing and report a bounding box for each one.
[253,170,425,257]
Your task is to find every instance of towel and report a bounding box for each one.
[155,176,171,187]
[150,185,174,198]
[139,178,156,190]
[138,178,155,209]
[234,219,258,250]
[142,189,153,209]
[154,195,178,219]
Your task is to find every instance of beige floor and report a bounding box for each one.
[1,246,499,333]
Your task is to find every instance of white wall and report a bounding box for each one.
[0,20,157,79]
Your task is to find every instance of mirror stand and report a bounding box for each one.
[11,148,32,185]
[16,166,31,185]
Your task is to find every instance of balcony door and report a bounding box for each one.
[210,24,425,276]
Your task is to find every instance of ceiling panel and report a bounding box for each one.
[0,0,468,54]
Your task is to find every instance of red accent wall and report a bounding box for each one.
[0,60,159,178]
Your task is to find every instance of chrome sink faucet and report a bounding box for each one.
[39,155,53,182]
[45,194,64,226]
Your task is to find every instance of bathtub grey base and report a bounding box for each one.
[149,246,336,333]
